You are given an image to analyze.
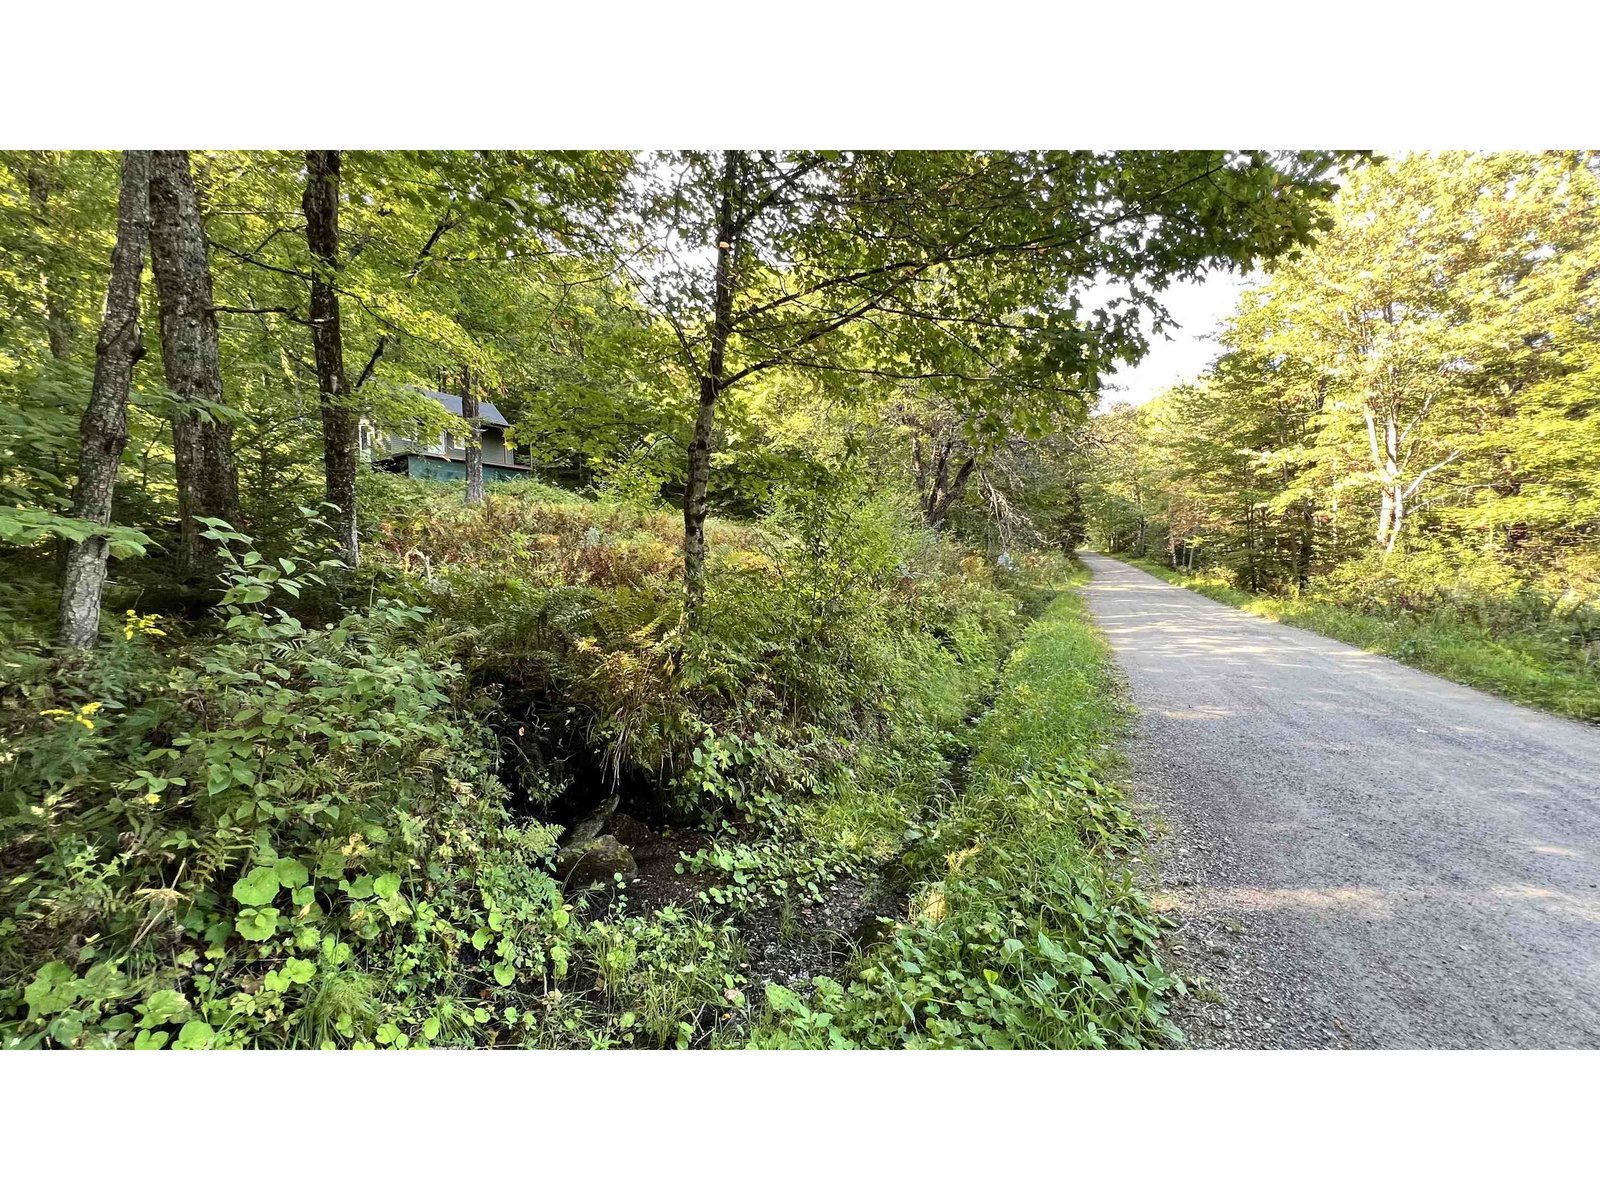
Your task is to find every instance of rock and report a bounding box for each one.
[607,812,653,847]
[554,835,636,890]
[561,796,620,847]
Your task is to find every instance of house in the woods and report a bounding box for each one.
[364,388,532,483]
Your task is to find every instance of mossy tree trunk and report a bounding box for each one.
[149,149,239,578]
[59,150,151,650]
[682,151,741,624]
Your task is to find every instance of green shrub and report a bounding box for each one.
[0,528,568,1049]
[564,906,748,1048]
[359,468,1024,823]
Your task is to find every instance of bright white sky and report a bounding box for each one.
[1093,269,1258,411]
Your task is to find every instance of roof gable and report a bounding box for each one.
[419,388,511,428]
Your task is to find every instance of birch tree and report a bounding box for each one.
[1079,152,1600,592]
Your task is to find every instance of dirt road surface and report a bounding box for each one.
[1080,553,1600,1048]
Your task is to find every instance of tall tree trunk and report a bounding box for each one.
[1244,501,1260,591]
[148,149,238,578]
[1387,483,1405,555]
[302,151,359,567]
[1295,499,1315,593]
[1384,410,1402,553]
[26,152,73,361]
[1376,486,1394,548]
[31,153,74,585]
[1367,406,1405,555]
[683,151,741,624]
[59,151,151,650]
[462,366,484,504]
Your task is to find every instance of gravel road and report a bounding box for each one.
[1080,553,1600,1049]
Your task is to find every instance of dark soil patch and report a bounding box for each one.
[611,815,711,911]
[599,807,907,995]
[739,873,905,996]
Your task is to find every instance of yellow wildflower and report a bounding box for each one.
[123,610,166,641]
[40,702,100,730]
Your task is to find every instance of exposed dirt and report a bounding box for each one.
[610,815,711,912]
[586,809,904,997]
[1082,552,1600,1049]
[738,874,904,995]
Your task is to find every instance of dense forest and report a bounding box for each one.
[2,149,1592,1050]
[1080,153,1600,718]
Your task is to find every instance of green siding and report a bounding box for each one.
[402,456,528,484]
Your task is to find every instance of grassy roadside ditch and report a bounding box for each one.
[1112,554,1600,724]
[754,566,1183,1049]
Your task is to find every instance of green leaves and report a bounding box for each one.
[175,1020,216,1050]
[136,989,191,1028]
[232,866,281,906]
[264,958,316,993]
[1034,931,1069,965]
[276,859,310,889]
[235,907,280,942]
[0,507,151,558]
[221,583,271,606]
[22,961,77,1020]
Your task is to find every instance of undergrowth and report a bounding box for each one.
[2,473,1066,1049]
[752,574,1182,1049]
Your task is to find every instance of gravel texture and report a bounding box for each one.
[1080,553,1600,1049]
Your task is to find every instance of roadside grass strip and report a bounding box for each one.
[758,575,1182,1049]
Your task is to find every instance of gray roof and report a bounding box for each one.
[420,388,511,428]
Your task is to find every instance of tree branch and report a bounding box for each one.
[354,336,388,391]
